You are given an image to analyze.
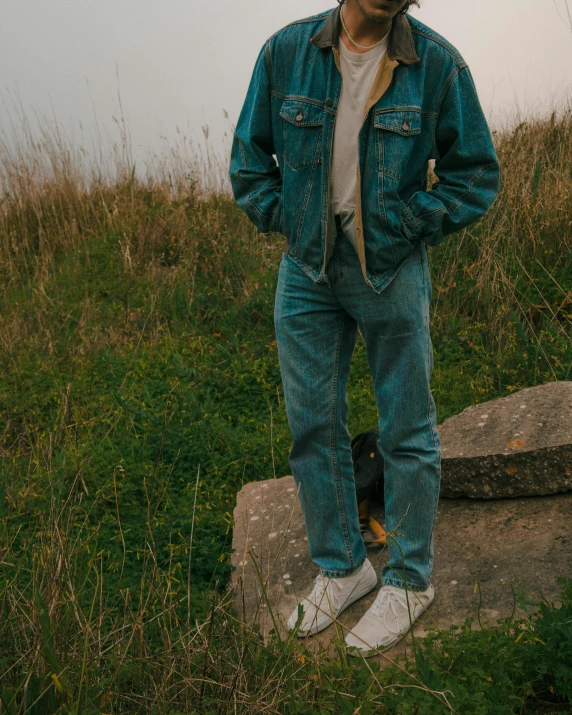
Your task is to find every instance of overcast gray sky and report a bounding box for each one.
[2,0,572,162]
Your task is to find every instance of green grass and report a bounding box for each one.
[2,197,569,612]
[1,107,572,711]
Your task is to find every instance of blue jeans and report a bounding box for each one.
[274,222,441,592]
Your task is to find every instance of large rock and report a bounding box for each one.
[230,474,572,659]
[229,382,572,656]
[439,381,572,498]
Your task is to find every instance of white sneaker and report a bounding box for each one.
[345,583,435,657]
[287,559,377,637]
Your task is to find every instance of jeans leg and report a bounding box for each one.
[274,251,366,578]
[343,243,441,591]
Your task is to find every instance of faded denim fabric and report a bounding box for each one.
[274,222,440,589]
[230,7,499,591]
[229,7,500,293]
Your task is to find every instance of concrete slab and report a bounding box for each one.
[439,381,572,498]
[230,475,572,662]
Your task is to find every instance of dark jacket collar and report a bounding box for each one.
[310,5,420,65]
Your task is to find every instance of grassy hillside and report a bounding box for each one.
[0,108,571,712]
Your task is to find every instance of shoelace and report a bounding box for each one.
[307,574,330,605]
[370,588,411,623]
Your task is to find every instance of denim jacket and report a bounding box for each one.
[229,6,500,293]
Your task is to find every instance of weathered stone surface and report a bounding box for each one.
[439,381,572,498]
[230,474,572,660]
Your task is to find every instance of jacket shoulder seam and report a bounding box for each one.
[410,27,468,69]
[263,42,273,87]
[266,11,330,43]
[436,66,462,114]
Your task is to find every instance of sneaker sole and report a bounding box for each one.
[346,590,435,657]
[295,566,378,638]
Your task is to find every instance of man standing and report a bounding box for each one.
[230,0,499,656]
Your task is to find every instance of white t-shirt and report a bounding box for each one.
[330,36,388,219]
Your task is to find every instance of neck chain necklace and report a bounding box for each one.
[340,8,392,51]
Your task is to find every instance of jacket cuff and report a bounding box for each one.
[401,195,446,246]
[400,200,423,241]
[270,191,284,235]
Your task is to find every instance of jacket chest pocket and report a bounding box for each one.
[375,108,422,181]
[280,100,324,171]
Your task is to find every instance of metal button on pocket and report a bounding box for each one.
[402,120,410,132]
[325,98,333,107]
[296,112,304,122]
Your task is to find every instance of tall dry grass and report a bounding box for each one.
[1,102,570,354]
[0,110,232,282]
[0,104,571,713]
[0,486,463,714]
[0,111,269,365]
[429,108,572,342]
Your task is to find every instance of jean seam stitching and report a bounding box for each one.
[382,577,429,592]
[330,316,354,571]
[295,157,319,250]
[322,567,359,578]
[377,136,399,264]
[422,249,440,577]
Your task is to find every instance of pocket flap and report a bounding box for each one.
[280,100,324,127]
[375,108,422,136]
